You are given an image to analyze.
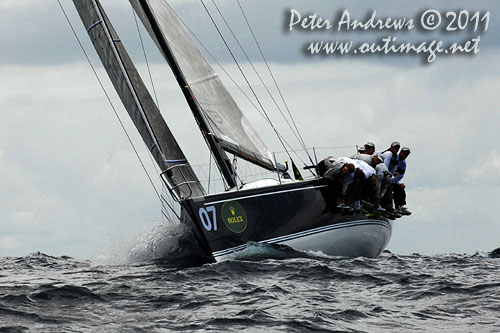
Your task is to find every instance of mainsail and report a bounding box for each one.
[129,0,275,174]
[73,0,204,199]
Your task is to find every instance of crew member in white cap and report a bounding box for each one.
[381,141,400,174]
[363,142,375,155]
[351,142,376,164]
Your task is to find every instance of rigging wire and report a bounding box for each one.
[195,1,313,174]
[130,7,162,177]
[211,0,309,159]
[207,151,212,193]
[179,23,314,174]
[235,0,314,166]
[274,145,357,154]
[198,0,291,161]
[195,0,314,175]
[179,19,262,117]
[175,15,313,171]
[130,4,180,220]
[132,9,160,109]
[58,0,180,221]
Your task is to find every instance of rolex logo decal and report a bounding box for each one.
[221,201,247,233]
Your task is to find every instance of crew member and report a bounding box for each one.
[374,154,391,202]
[363,142,375,155]
[392,147,411,215]
[381,141,400,174]
[348,158,377,209]
[379,141,401,216]
[317,156,355,207]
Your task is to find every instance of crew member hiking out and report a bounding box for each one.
[378,141,401,218]
[317,156,355,209]
[393,147,411,215]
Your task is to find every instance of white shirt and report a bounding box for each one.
[342,157,375,179]
[380,151,399,175]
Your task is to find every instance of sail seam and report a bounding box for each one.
[86,20,102,32]
[188,74,219,85]
[165,159,188,163]
[200,0,291,163]
[179,16,312,173]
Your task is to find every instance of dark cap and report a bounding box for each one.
[364,142,375,149]
[391,141,400,147]
[401,147,411,154]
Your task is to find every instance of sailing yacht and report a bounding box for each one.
[72,0,392,262]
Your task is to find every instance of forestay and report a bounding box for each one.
[129,0,275,171]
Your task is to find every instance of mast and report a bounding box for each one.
[73,0,205,199]
[132,0,238,189]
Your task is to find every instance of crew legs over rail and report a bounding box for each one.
[315,141,411,219]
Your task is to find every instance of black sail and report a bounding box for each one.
[129,0,275,173]
[73,0,204,199]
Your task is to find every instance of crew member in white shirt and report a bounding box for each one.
[379,141,401,216]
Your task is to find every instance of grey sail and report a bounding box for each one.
[73,0,204,199]
[129,0,275,171]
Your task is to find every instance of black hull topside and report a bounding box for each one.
[182,179,392,261]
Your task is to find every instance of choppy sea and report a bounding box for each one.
[1,224,499,332]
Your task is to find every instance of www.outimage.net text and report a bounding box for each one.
[287,9,490,63]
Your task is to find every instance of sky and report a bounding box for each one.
[0,0,499,260]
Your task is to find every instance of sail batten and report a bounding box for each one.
[73,0,204,199]
[129,0,276,173]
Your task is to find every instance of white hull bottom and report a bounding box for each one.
[213,219,393,262]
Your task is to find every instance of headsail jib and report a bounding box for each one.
[129,0,277,182]
[73,0,204,200]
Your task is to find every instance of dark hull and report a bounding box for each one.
[183,179,392,261]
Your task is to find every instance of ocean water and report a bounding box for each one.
[1,226,499,332]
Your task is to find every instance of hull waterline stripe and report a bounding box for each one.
[204,184,328,205]
[212,219,391,257]
[212,221,390,257]
[263,219,391,244]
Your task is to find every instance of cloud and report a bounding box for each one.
[465,150,500,185]
[0,236,19,250]
[391,184,500,254]
[2,1,499,66]
[0,63,168,258]
[0,1,499,259]
[2,49,499,258]
[0,1,31,9]
[9,211,38,228]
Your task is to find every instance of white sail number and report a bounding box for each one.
[199,206,217,231]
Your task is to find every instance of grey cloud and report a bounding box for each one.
[1,1,499,258]
[1,1,499,66]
